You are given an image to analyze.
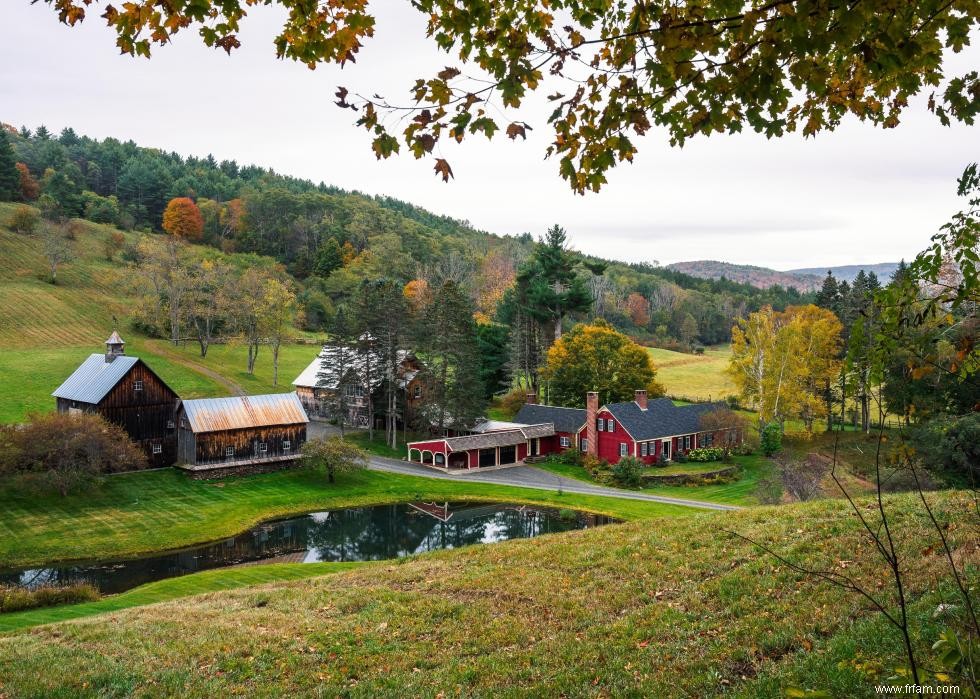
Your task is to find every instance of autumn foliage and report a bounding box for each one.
[541,319,658,407]
[15,163,39,201]
[162,197,204,241]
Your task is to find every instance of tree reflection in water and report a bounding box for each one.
[1,503,617,594]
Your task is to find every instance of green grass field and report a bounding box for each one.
[648,345,737,402]
[0,491,973,697]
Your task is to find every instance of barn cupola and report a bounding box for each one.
[105,330,125,362]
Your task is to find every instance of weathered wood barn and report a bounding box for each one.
[175,393,309,477]
[51,332,179,467]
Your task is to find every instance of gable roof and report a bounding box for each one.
[293,348,417,391]
[179,393,309,433]
[440,423,555,451]
[604,398,725,441]
[51,354,140,404]
[514,404,586,433]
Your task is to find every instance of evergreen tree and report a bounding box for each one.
[315,237,344,277]
[814,271,840,311]
[0,130,20,201]
[418,281,484,432]
[517,225,592,341]
[476,322,510,399]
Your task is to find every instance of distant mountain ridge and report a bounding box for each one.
[665,260,900,291]
[787,263,901,284]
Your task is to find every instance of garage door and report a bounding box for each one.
[498,445,517,465]
[479,448,497,467]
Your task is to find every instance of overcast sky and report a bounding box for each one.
[2,3,977,269]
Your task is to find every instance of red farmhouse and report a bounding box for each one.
[407,389,742,470]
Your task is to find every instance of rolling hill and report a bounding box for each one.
[0,490,973,697]
[667,260,901,291]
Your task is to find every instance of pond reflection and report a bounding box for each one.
[1,502,617,595]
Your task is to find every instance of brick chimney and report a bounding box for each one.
[635,389,648,410]
[585,391,599,457]
[526,391,538,405]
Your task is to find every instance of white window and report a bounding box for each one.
[559,436,570,448]
[608,419,616,432]
[580,439,588,452]
[596,418,604,431]
[258,442,268,453]
[133,379,143,392]
[283,440,291,451]
[684,435,691,450]
[705,433,714,447]
[151,443,162,454]
[225,446,235,459]
[641,442,648,457]
[166,420,175,429]
[619,443,627,457]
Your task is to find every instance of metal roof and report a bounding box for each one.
[106,330,124,345]
[51,354,139,404]
[180,393,309,433]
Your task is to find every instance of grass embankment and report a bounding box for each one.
[537,453,772,505]
[0,491,974,697]
[0,468,693,571]
[0,563,364,634]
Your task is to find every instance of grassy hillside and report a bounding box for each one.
[0,491,973,697]
[0,204,321,423]
[648,345,737,402]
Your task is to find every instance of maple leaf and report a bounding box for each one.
[506,122,532,140]
[433,158,454,182]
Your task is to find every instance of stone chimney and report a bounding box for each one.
[105,330,125,363]
[635,389,648,410]
[585,391,599,457]
[526,391,538,405]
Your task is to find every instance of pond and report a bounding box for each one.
[0,502,617,595]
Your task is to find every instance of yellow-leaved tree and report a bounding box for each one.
[728,304,842,430]
[540,319,663,407]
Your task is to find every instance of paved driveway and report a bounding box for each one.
[366,456,739,512]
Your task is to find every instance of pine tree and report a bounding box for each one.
[517,225,593,341]
[0,130,20,202]
[814,271,840,311]
[418,281,484,432]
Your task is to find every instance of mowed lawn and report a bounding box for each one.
[0,467,696,570]
[648,345,736,402]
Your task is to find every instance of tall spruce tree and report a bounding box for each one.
[354,279,409,448]
[418,281,484,432]
[814,271,844,430]
[0,130,20,201]
[517,225,592,341]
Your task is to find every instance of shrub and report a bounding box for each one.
[755,477,784,505]
[582,454,612,484]
[496,388,528,420]
[611,456,644,488]
[760,423,783,456]
[0,582,100,613]
[0,412,148,495]
[7,204,39,234]
[687,447,724,462]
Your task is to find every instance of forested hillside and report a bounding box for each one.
[2,123,809,347]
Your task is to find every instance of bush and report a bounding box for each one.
[0,582,100,613]
[686,447,724,462]
[7,204,40,234]
[495,388,528,420]
[0,412,148,495]
[301,436,368,483]
[611,456,644,488]
[546,449,582,467]
[760,423,783,456]
[582,454,612,484]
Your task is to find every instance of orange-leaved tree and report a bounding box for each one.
[162,197,204,241]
